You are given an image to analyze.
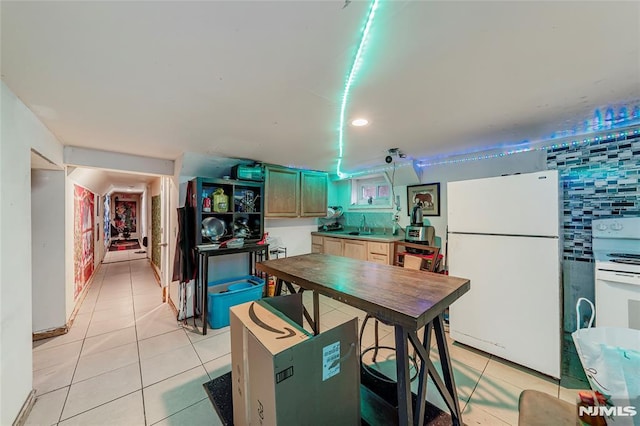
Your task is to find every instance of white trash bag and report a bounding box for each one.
[572,298,640,425]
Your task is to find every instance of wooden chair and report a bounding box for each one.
[393,240,441,272]
[518,390,578,426]
[403,253,424,270]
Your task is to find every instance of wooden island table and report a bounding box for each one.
[256,253,470,426]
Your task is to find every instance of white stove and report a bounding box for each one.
[593,251,640,274]
[592,217,640,329]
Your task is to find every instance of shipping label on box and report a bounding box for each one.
[322,341,341,381]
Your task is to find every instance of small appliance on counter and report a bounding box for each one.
[405,200,434,247]
[410,200,423,226]
[405,226,434,244]
[405,200,438,259]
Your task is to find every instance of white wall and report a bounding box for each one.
[265,218,317,256]
[1,82,64,425]
[64,146,174,176]
[31,170,67,332]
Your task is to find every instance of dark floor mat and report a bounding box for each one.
[360,365,460,426]
[203,373,233,426]
[204,367,458,425]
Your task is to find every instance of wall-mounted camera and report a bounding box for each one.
[385,148,406,163]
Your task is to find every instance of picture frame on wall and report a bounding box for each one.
[407,182,441,217]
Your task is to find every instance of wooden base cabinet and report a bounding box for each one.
[312,235,394,264]
[367,241,391,265]
[343,240,367,260]
[323,237,343,256]
[311,235,324,254]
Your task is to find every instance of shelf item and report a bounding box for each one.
[212,188,229,212]
[201,217,226,241]
[264,165,328,218]
[231,163,264,182]
[207,275,265,329]
[190,177,264,245]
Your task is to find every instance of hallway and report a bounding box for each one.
[28,257,226,425]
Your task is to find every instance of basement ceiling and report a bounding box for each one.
[2,1,639,174]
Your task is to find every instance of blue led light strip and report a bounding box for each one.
[336,0,380,179]
[416,127,640,168]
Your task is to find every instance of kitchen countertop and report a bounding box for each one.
[312,230,404,243]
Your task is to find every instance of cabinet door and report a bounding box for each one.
[368,242,390,256]
[368,241,392,265]
[300,171,328,217]
[311,235,324,253]
[265,166,300,217]
[343,240,367,260]
[323,237,343,256]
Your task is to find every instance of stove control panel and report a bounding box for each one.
[593,217,640,238]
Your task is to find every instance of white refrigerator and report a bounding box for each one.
[448,170,561,378]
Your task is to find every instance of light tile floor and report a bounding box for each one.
[28,254,580,425]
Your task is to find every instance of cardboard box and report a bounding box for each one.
[230,297,360,425]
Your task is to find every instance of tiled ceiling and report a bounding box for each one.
[2,1,639,174]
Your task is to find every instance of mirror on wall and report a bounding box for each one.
[350,173,393,209]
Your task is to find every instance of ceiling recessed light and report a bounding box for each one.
[351,118,369,127]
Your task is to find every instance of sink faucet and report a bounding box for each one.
[360,214,369,233]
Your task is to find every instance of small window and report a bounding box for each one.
[351,174,392,208]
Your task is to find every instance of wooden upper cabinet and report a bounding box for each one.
[264,166,300,217]
[265,165,328,218]
[300,171,328,217]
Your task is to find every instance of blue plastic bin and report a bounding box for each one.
[207,275,265,329]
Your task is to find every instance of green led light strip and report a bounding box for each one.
[336,0,380,179]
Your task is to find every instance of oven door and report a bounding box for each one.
[595,268,640,329]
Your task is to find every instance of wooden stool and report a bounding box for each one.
[518,389,577,426]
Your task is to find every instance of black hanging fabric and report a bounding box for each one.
[172,183,196,284]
